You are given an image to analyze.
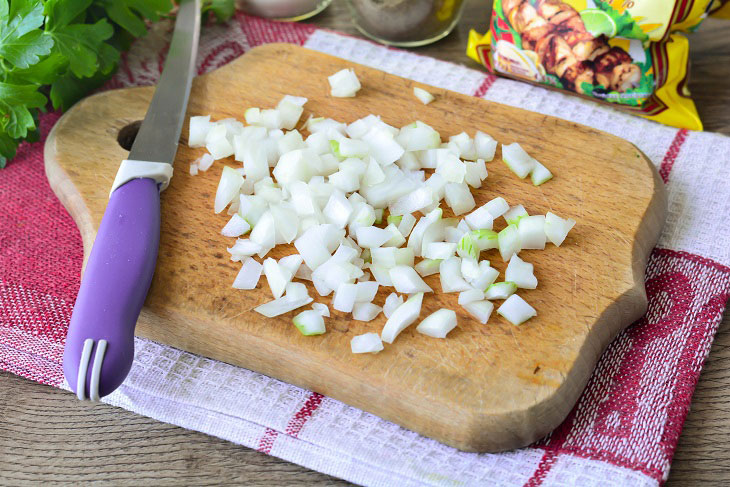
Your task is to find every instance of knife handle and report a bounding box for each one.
[63,177,161,400]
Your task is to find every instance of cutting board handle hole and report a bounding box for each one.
[117,121,142,151]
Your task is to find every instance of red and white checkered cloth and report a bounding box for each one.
[2,14,729,486]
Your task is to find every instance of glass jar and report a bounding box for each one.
[239,0,333,21]
[346,0,465,47]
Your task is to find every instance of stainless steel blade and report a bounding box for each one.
[128,0,201,165]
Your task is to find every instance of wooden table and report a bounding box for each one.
[1,2,728,485]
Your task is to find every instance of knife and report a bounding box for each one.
[63,0,201,401]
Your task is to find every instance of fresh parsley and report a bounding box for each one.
[0,0,235,168]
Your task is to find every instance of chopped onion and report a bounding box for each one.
[222,213,251,237]
[484,197,510,218]
[470,229,499,251]
[439,257,472,293]
[249,210,276,255]
[469,261,499,289]
[413,87,435,105]
[255,295,313,318]
[355,281,379,302]
[398,213,417,238]
[198,153,215,172]
[381,292,424,344]
[293,310,326,335]
[383,292,403,318]
[415,258,442,277]
[498,224,521,261]
[485,281,517,300]
[389,265,433,293]
[545,211,576,246]
[353,302,383,321]
[323,190,354,229]
[457,232,479,261]
[351,333,384,353]
[518,215,546,250]
[189,115,212,147]
[436,153,466,183]
[232,258,262,290]
[228,239,262,259]
[370,265,393,286]
[460,257,481,282]
[474,131,497,161]
[189,163,199,176]
[279,254,303,276]
[285,281,309,301]
[463,300,494,324]
[312,302,330,317]
[215,166,243,214]
[356,225,393,248]
[444,183,475,215]
[465,205,494,230]
[328,68,361,98]
[530,160,553,186]
[503,205,527,225]
[423,242,456,260]
[497,294,536,325]
[263,258,293,299]
[502,143,535,179]
[505,254,537,289]
[416,309,457,338]
[333,282,358,312]
[458,289,484,305]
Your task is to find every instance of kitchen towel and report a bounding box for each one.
[2,13,729,487]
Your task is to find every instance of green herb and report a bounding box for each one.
[593,0,648,42]
[0,0,235,168]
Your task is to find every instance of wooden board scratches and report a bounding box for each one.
[44,43,666,452]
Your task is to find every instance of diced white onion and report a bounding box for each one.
[463,300,494,324]
[383,292,403,318]
[255,295,313,318]
[458,288,484,305]
[505,254,537,289]
[389,265,433,294]
[416,309,457,338]
[232,258,262,290]
[381,292,424,343]
[485,281,517,300]
[222,213,251,237]
[351,332,384,353]
[312,302,330,317]
[413,87,435,105]
[333,282,358,312]
[545,211,576,247]
[497,294,537,325]
[293,310,326,335]
[353,302,383,321]
[502,142,535,178]
[328,68,362,98]
[215,166,243,214]
[439,257,472,293]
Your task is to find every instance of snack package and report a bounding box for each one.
[467,0,713,130]
[710,0,730,17]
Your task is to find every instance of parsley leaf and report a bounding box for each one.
[0,81,46,138]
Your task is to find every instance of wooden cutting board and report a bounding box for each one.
[44,43,666,452]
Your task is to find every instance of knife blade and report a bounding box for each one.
[63,0,201,402]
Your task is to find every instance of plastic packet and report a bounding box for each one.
[467,0,714,130]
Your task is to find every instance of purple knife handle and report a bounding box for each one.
[63,177,160,399]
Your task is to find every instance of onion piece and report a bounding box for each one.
[328,68,361,97]
[277,99,304,130]
[444,182,475,215]
[463,300,494,324]
[464,205,494,230]
[294,224,335,270]
[497,294,536,325]
[279,254,303,276]
[198,153,215,172]
[439,257,472,293]
[398,213,417,238]
[531,160,553,186]
[413,87,435,105]
[285,281,309,301]
[189,163,199,176]
[502,143,536,178]
[312,302,330,317]
[351,333,384,353]
[370,265,393,286]
[518,215,547,250]
[498,224,521,261]
[436,153,466,183]
[250,211,276,256]
[323,190,354,229]
[423,242,456,260]
[458,289,484,305]
[474,131,497,161]
[333,282,358,312]
[485,281,517,300]
[227,239,263,259]
[503,205,528,225]
[356,226,393,248]
[353,302,383,321]
[383,223,406,247]
[381,292,424,344]
[355,281,379,302]
[416,309,457,338]
[383,292,403,318]
[415,258,442,277]
[263,258,293,299]
[389,265,433,293]
[469,261,500,289]
[545,211,576,247]
[214,166,243,214]
[484,197,510,218]
[293,310,326,335]
[189,115,212,147]
[457,233,480,261]
[222,214,251,237]
[232,258,262,290]
[255,295,313,318]
[460,257,481,282]
[505,254,537,289]
[470,229,499,251]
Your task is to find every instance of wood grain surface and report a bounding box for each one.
[2,1,728,484]
[46,42,665,452]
